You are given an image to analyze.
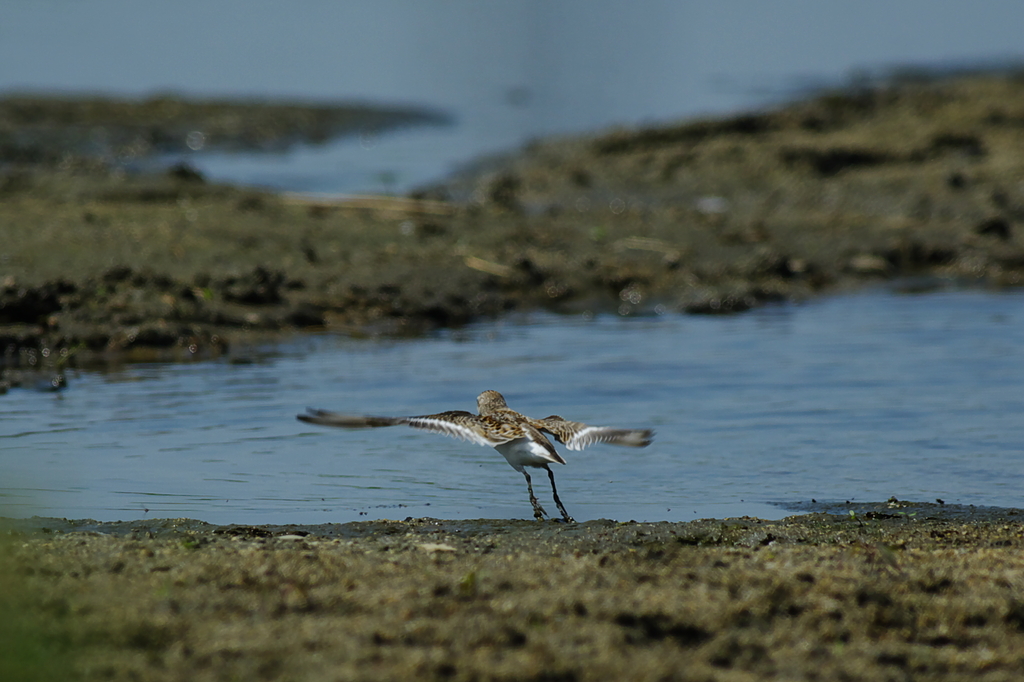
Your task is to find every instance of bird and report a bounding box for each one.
[296,390,654,522]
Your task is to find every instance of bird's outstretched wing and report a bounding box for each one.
[527,415,654,451]
[297,409,410,429]
[297,408,515,447]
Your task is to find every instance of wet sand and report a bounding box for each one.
[3,502,1024,681]
[3,76,1024,373]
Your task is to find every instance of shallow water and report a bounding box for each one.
[2,287,1022,524]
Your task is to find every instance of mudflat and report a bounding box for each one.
[3,503,1024,681]
[3,76,1023,369]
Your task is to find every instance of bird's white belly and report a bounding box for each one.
[495,438,559,472]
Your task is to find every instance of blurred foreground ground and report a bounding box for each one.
[3,502,1024,681]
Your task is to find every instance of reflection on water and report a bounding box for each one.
[2,288,1022,524]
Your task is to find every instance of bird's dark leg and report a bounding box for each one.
[545,465,575,523]
[522,470,547,521]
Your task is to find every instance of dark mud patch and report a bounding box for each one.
[778,497,1024,523]
[3,77,1024,367]
[4,506,1024,680]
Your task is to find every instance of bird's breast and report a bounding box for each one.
[495,437,563,471]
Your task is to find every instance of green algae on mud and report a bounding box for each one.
[0,546,75,682]
[4,506,1024,681]
[3,76,1024,364]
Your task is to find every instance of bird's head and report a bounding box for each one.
[477,390,508,415]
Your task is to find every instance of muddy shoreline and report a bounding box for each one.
[3,76,1024,375]
[4,502,1024,680]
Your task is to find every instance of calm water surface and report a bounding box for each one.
[2,288,1022,524]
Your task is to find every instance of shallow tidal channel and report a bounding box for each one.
[2,287,1023,525]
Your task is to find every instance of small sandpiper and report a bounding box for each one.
[297,390,654,522]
